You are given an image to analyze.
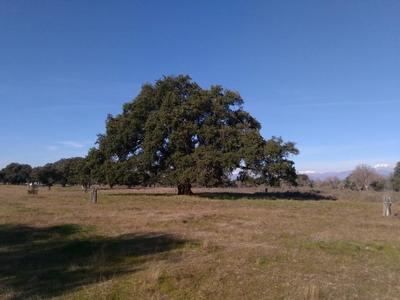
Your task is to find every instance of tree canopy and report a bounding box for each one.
[0,163,32,184]
[30,157,86,187]
[95,75,299,194]
[0,158,88,187]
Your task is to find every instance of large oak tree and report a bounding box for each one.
[95,75,298,194]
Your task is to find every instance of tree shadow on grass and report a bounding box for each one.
[0,224,188,299]
[196,191,337,201]
[107,190,336,201]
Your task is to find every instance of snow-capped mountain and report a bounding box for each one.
[299,164,394,181]
[373,164,394,177]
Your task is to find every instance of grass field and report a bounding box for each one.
[1,185,400,299]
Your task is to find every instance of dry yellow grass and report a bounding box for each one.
[1,185,400,299]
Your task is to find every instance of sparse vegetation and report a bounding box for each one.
[1,185,400,299]
[347,165,383,191]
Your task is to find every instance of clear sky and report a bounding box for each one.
[1,0,399,172]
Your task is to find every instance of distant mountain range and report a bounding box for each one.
[299,164,394,181]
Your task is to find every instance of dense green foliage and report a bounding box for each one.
[31,164,61,188]
[0,163,32,184]
[94,75,299,194]
[0,158,86,187]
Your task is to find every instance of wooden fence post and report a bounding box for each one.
[91,187,98,204]
[383,195,392,217]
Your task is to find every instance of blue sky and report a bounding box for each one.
[1,0,399,172]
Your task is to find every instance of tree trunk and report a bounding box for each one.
[177,183,193,195]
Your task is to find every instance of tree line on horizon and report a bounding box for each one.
[1,76,399,194]
[0,158,85,188]
[1,160,400,192]
[299,164,400,192]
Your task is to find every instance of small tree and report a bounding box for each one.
[52,157,86,186]
[296,174,313,188]
[326,177,342,190]
[33,165,62,189]
[348,164,380,191]
[0,163,32,184]
[392,162,400,192]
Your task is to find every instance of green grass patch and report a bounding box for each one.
[302,239,400,260]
